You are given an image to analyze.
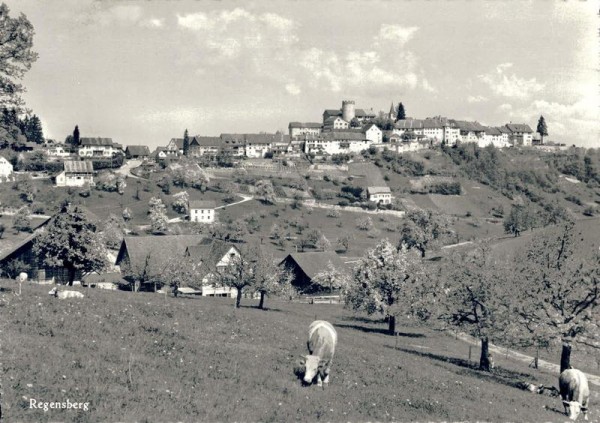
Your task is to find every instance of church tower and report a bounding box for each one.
[388,102,397,121]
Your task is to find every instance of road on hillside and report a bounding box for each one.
[115,159,144,179]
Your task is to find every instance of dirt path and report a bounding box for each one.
[214,194,253,210]
[455,332,600,388]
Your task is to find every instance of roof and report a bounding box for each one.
[168,138,184,149]
[395,119,424,129]
[484,127,502,136]
[363,123,380,131]
[220,133,290,145]
[451,120,487,132]
[505,123,533,133]
[186,239,240,279]
[323,109,342,118]
[322,132,367,141]
[64,160,94,173]
[497,126,512,134]
[0,156,10,164]
[192,136,222,147]
[115,235,208,270]
[422,117,450,129]
[126,145,150,156]
[281,252,347,281]
[289,122,322,129]
[355,109,376,118]
[367,186,392,194]
[80,137,114,147]
[323,116,345,125]
[189,200,217,209]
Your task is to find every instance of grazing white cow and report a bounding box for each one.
[49,287,84,299]
[298,320,337,387]
[559,368,590,421]
[18,272,28,282]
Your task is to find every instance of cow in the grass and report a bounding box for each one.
[297,320,337,387]
[49,287,84,299]
[559,368,590,421]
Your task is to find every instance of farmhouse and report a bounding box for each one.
[280,251,347,294]
[189,200,216,223]
[125,145,150,159]
[45,144,71,159]
[505,123,533,147]
[185,238,241,297]
[78,138,122,157]
[55,160,94,187]
[367,186,393,204]
[165,138,184,156]
[0,156,13,178]
[190,136,222,158]
[304,131,371,155]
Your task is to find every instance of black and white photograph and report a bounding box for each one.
[0,0,598,421]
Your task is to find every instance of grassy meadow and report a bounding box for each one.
[1,280,593,423]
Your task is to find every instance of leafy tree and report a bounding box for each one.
[162,254,201,293]
[23,114,43,143]
[344,239,424,335]
[315,234,331,251]
[503,204,536,236]
[269,223,282,240]
[246,248,293,309]
[255,179,276,204]
[72,125,80,147]
[350,117,361,128]
[429,247,513,371]
[355,216,374,231]
[211,252,253,308]
[33,204,108,285]
[122,207,132,222]
[183,129,189,157]
[399,210,450,257]
[0,4,38,111]
[512,222,600,372]
[312,260,348,295]
[536,115,548,145]
[120,251,161,292]
[148,197,168,234]
[100,213,126,250]
[396,102,406,121]
[227,219,248,242]
[1,258,30,279]
[336,234,353,252]
[12,206,31,232]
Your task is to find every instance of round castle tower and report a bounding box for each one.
[342,100,355,122]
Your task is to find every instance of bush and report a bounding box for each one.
[428,181,462,195]
[565,195,583,206]
[338,199,349,207]
[327,209,341,218]
[583,206,595,217]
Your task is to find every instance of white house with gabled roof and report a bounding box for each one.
[0,156,13,179]
[189,200,216,223]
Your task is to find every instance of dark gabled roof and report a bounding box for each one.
[505,123,533,133]
[422,117,451,129]
[219,133,290,145]
[367,186,391,194]
[245,134,276,144]
[280,252,347,281]
[363,123,380,131]
[189,200,216,209]
[186,239,240,280]
[80,137,114,147]
[168,138,184,149]
[323,116,345,125]
[289,122,322,129]
[451,120,486,132]
[484,127,502,136]
[64,160,94,173]
[115,235,208,270]
[125,145,150,156]
[395,119,424,129]
[192,136,222,147]
[497,126,512,134]
[323,109,342,118]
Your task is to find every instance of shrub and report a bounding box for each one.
[565,195,583,206]
[583,206,595,217]
[428,181,462,195]
[338,199,349,207]
[327,209,341,218]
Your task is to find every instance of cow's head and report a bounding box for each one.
[298,355,325,385]
[563,400,583,420]
[48,287,58,296]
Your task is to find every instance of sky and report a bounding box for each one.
[5,0,599,149]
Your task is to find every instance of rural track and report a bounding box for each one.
[455,332,600,388]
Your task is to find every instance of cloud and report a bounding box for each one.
[140,18,165,29]
[467,95,488,103]
[78,4,164,29]
[479,63,544,99]
[376,24,419,46]
[175,9,429,96]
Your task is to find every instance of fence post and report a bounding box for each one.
[468,346,472,363]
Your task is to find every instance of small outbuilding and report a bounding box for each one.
[55,160,94,187]
[125,145,151,159]
[280,251,347,294]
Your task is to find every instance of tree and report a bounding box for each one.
[536,115,548,145]
[72,125,80,147]
[399,210,451,257]
[512,222,600,372]
[183,129,190,157]
[344,239,424,335]
[312,261,348,296]
[100,213,126,250]
[350,117,361,128]
[148,197,168,234]
[503,204,536,236]
[315,234,331,251]
[12,206,31,232]
[162,254,201,293]
[23,114,43,143]
[336,234,353,252]
[1,258,30,279]
[0,4,38,111]
[396,102,406,121]
[355,216,374,231]
[255,179,276,204]
[211,252,253,308]
[246,248,293,309]
[120,251,161,292]
[0,222,4,238]
[429,247,513,371]
[33,204,108,285]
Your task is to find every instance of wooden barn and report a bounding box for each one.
[279,251,348,294]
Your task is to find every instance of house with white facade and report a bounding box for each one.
[46,144,72,159]
[55,160,94,187]
[304,132,372,155]
[363,123,383,143]
[505,123,533,147]
[0,156,13,178]
[165,138,184,156]
[323,116,349,131]
[190,136,222,158]
[481,127,511,148]
[394,119,425,137]
[219,134,247,157]
[189,200,216,223]
[78,138,122,157]
[451,121,487,144]
[288,122,322,138]
[367,186,393,204]
[185,239,242,297]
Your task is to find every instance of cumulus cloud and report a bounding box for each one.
[467,95,488,103]
[479,63,544,99]
[78,4,164,29]
[175,8,429,96]
[376,24,419,46]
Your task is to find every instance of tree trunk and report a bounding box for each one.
[388,315,396,335]
[235,288,243,308]
[67,268,76,286]
[479,337,493,371]
[258,292,265,309]
[560,342,572,373]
